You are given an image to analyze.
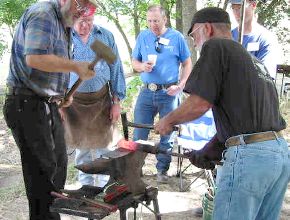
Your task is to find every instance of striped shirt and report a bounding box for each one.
[7,0,70,97]
[69,25,126,100]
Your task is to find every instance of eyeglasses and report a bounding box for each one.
[188,25,202,41]
[155,37,161,53]
[74,0,89,14]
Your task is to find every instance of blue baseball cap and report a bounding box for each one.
[230,0,256,4]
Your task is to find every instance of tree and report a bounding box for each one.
[96,0,149,57]
[180,0,197,63]
[0,0,36,37]
[0,0,36,59]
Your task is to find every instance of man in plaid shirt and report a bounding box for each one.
[4,0,98,219]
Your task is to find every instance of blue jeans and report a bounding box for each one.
[133,88,179,173]
[75,148,110,186]
[213,137,290,220]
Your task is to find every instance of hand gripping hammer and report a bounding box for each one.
[59,40,116,107]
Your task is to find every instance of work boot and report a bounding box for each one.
[156,171,169,183]
[192,207,203,217]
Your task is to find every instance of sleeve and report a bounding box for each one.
[255,33,281,79]
[131,33,143,61]
[24,10,56,55]
[184,41,223,104]
[108,33,126,100]
[178,33,191,62]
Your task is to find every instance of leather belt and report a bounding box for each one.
[225,131,283,148]
[144,82,177,92]
[7,87,63,103]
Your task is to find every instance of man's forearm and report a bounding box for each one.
[26,54,78,74]
[132,59,144,72]
[178,58,192,88]
[164,93,212,126]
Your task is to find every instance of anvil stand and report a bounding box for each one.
[50,185,161,220]
[50,112,161,220]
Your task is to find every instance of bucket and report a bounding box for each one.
[202,192,214,220]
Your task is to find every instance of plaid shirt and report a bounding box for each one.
[69,25,126,100]
[7,0,70,97]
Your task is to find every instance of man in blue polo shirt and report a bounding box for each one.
[132,4,192,183]
[230,0,281,79]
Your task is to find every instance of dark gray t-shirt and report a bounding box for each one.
[184,38,286,142]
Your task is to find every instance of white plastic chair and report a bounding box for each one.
[176,109,216,191]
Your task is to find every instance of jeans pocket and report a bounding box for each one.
[239,150,278,196]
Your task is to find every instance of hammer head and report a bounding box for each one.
[90,39,116,64]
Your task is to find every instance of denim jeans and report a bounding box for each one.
[133,88,179,172]
[3,95,67,220]
[75,148,110,186]
[213,137,290,220]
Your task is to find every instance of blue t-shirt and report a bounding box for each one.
[232,24,280,78]
[70,25,126,100]
[132,28,191,84]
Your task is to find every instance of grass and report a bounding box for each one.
[66,162,78,184]
[0,180,25,202]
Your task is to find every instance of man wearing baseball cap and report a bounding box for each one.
[155,7,289,220]
[230,0,281,79]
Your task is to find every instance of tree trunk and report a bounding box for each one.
[160,0,172,27]
[179,0,197,65]
[223,0,229,10]
[176,0,182,32]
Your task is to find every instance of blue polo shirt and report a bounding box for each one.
[7,0,69,97]
[132,28,191,84]
[232,24,280,78]
[69,25,126,99]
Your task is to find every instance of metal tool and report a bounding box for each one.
[59,40,116,107]
[51,191,118,212]
[121,112,180,140]
[117,139,190,159]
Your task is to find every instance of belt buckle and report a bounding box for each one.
[148,83,158,92]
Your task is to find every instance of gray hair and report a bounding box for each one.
[147,4,166,17]
[211,23,231,33]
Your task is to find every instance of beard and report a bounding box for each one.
[61,0,74,27]
[195,35,207,53]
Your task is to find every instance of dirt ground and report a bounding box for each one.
[0,106,290,220]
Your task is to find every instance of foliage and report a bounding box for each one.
[66,162,78,184]
[96,0,178,59]
[256,0,288,28]
[0,0,36,37]
[122,76,142,113]
[0,33,7,60]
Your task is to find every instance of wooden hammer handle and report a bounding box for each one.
[59,58,100,108]
[58,79,82,108]
[88,57,99,70]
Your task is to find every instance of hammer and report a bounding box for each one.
[59,40,116,107]
[121,112,180,140]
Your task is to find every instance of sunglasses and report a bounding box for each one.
[155,37,162,53]
[74,0,89,14]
